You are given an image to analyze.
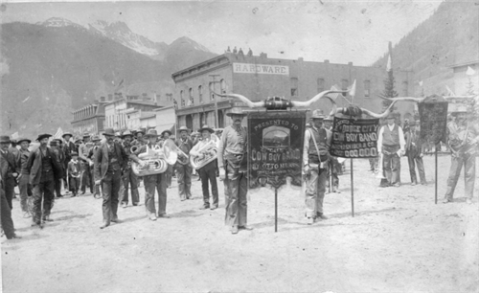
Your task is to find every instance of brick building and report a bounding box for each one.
[71,101,106,135]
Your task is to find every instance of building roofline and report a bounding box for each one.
[448,60,479,68]
[172,54,229,78]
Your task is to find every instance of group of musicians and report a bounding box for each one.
[1,106,478,238]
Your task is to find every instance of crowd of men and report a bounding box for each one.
[1,106,477,239]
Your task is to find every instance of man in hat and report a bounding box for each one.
[323,116,340,193]
[132,129,168,220]
[218,109,252,234]
[190,125,219,210]
[26,133,62,226]
[68,152,81,197]
[79,133,94,195]
[61,132,74,194]
[135,129,146,147]
[160,130,174,188]
[176,126,194,201]
[377,113,405,187]
[50,139,66,198]
[1,173,19,239]
[302,109,332,225]
[405,118,427,186]
[443,111,479,204]
[16,137,33,217]
[119,130,140,207]
[94,128,132,229]
[88,135,103,198]
[0,135,19,210]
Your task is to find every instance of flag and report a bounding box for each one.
[11,132,19,140]
[466,66,476,76]
[386,53,392,72]
[53,127,63,139]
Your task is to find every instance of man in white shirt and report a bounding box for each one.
[377,113,405,187]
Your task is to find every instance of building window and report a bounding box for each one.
[364,80,371,98]
[209,82,214,101]
[291,77,299,97]
[180,90,185,107]
[198,85,203,103]
[220,79,227,93]
[402,81,408,96]
[189,88,194,105]
[341,79,349,96]
[317,78,325,93]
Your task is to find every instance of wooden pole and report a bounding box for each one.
[435,143,438,204]
[350,158,354,217]
[275,187,278,232]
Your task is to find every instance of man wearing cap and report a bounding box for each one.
[303,109,332,224]
[218,109,252,234]
[377,113,405,187]
[0,135,19,210]
[16,137,33,217]
[94,128,132,229]
[190,125,219,210]
[160,130,174,188]
[176,126,194,201]
[132,129,168,220]
[50,139,66,198]
[79,133,94,195]
[88,135,103,198]
[443,111,479,204]
[119,130,140,207]
[405,119,426,186]
[26,133,62,226]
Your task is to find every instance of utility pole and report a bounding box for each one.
[209,74,220,128]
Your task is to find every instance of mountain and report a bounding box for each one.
[0,18,217,137]
[373,1,478,96]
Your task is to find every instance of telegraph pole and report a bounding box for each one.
[209,74,220,128]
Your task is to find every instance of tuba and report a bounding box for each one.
[131,140,177,176]
[190,134,220,170]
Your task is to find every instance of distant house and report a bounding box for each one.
[71,101,106,135]
[104,96,161,132]
[449,60,479,96]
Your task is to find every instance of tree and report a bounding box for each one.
[381,70,398,110]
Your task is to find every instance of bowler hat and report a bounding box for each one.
[199,124,214,133]
[17,137,31,144]
[0,136,11,144]
[36,133,52,141]
[62,132,73,139]
[311,109,325,119]
[144,129,159,138]
[178,126,189,133]
[226,108,246,117]
[102,128,115,137]
[121,130,134,139]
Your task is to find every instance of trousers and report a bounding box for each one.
[144,173,168,216]
[19,174,32,213]
[81,163,94,194]
[1,183,15,238]
[3,177,15,210]
[176,163,192,200]
[101,171,122,225]
[304,166,328,218]
[407,152,426,184]
[119,168,139,205]
[326,159,339,190]
[32,180,55,224]
[444,154,476,200]
[198,161,218,207]
[224,162,247,227]
[383,153,400,185]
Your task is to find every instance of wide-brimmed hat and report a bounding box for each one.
[36,133,52,141]
[226,108,247,117]
[115,132,122,137]
[82,132,90,139]
[199,124,214,133]
[74,136,83,143]
[0,136,11,144]
[144,129,159,138]
[311,109,325,119]
[324,116,334,122]
[178,126,189,133]
[191,131,200,137]
[17,137,31,144]
[136,128,146,136]
[161,130,172,136]
[121,130,134,139]
[102,128,115,137]
[71,151,78,156]
[62,132,73,139]
[91,135,101,142]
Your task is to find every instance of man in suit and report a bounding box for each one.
[405,119,426,186]
[50,139,66,198]
[377,113,405,187]
[0,135,19,210]
[26,133,62,227]
[119,130,140,207]
[94,128,132,229]
[176,126,194,201]
[160,130,174,188]
[16,137,33,217]
[79,133,94,195]
[88,135,103,199]
[1,173,19,239]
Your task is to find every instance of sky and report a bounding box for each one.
[1,0,444,66]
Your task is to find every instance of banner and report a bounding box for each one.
[247,111,306,189]
[330,117,379,158]
[418,95,448,145]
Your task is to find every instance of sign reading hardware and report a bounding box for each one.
[233,63,289,75]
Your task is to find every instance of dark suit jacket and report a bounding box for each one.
[26,147,62,185]
[0,150,18,180]
[94,142,129,182]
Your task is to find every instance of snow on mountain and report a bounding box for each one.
[38,17,84,29]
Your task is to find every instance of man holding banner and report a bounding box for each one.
[377,113,405,187]
[302,109,331,224]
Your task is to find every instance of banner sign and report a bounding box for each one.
[247,111,306,189]
[233,63,289,75]
[418,95,448,145]
[330,117,379,158]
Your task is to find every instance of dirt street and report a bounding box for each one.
[2,156,478,292]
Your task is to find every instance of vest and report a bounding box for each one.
[382,125,400,146]
[308,127,328,156]
[40,149,54,182]
[107,145,120,173]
